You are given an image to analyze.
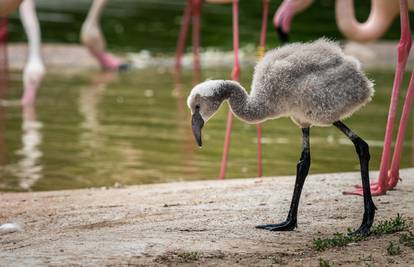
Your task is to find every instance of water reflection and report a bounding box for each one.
[0,24,43,190]
[173,67,199,176]
[0,21,8,166]
[0,68,413,192]
[0,84,7,168]
[79,71,117,149]
[15,104,43,190]
[0,106,6,166]
[78,71,148,186]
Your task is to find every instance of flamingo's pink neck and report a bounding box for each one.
[273,0,314,33]
[336,0,399,43]
[95,52,123,70]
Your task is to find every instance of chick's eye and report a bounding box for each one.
[195,104,200,110]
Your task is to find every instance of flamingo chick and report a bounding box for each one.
[187,39,376,234]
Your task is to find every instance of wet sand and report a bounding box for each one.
[1,168,414,266]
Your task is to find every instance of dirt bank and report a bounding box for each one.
[1,169,414,266]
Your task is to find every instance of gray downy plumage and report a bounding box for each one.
[187,38,377,234]
[187,38,374,139]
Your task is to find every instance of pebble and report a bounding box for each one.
[0,223,23,234]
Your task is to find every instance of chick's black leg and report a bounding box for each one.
[256,127,310,231]
[333,121,376,235]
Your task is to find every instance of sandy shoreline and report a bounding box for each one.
[1,169,414,266]
[6,41,414,72]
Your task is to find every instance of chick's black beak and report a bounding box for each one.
[192,108,204,147]
[276,27,289,44]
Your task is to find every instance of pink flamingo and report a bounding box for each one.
[274,0,414,42]
[0,0,44,106]
[175,0,203,82]
[176,0,269,179]
[2,0,127,105]
[19,0,45,106]
[1,0,45,105]
[274,0,414,196]
[0,18,7,68]
[80,0,128,71]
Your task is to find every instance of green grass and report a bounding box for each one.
[313,232,366,251]
[386,241,402,256]
[362,255,375,267]
[371,214,410,235]
[269,255,284,264]
[319,258,333,267]
[313,214,411,252]
[177,251,201,263]
[399,231,414,249]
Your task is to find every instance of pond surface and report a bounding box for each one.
[0,66,413,192]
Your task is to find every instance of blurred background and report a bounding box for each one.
[6,0,405,52]
[1,0,413,192]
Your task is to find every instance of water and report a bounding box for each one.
[1,0,412,192]
[0,67,413,192]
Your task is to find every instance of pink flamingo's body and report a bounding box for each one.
[175,0,269,179]
[274,0,414,196]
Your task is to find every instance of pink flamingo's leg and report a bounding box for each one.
[255,0,270,177]
[0,18,8,99]
[175,0,192,72]
[344,0,412,196]
[259,0,269,50]
[191,0,202,83]
[388,71,414,189]
[0,18,6,44]
[256,124,263,176]
[219,109,234,179]
[0,18,7,71]
[219,0,239,179]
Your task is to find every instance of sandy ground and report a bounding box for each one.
[1,169,414,266]
[6,41,414,72]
